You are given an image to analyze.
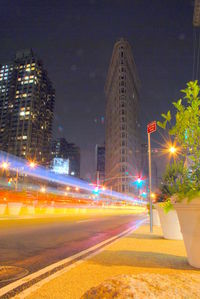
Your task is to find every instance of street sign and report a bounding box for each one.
[147,120,157,233]
[147,121,156,134]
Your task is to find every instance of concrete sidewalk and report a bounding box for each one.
[21,225,200,299]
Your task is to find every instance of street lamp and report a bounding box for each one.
[29,161,36,168]
[169,146,177,154]
[1,162,9,169]
[40,186,46,193]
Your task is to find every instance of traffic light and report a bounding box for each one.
[136,177,143,186]
[8,178,12,186]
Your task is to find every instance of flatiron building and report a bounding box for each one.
[105,39,140,193]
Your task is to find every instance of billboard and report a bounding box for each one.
[52,158,69,175]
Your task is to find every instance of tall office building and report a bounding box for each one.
[52,138,80,178]
[0,49,55,166]
[105,39,140,193]
[95,144,105,185]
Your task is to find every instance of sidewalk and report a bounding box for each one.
[23,225,200,299]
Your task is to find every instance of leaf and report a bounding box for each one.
[169,127,175,135]
[161,113,167,120]
[157,120,167,129]
[166,110,171,122]
[173,99,182,111]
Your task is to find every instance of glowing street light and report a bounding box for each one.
[29,161,36,168]
[1,162,9,169]
[169,146,177,154]
[40,186,46,193]
[66,186,71,191]
[75,187,79,192]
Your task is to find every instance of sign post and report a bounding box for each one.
[147,121,157,233]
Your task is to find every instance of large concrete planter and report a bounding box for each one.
[155,203,182,240]
[174,198,200,268]
[152,209,160,226]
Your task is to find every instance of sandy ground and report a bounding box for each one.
[23,225,200,299]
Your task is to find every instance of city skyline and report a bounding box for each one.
[0,0,195,178]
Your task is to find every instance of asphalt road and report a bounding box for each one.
[0,212,145,287]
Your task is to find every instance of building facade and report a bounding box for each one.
[0,49,55,166]
[52,138,80,178]
[95,144,105,185]
[105,39,141,193]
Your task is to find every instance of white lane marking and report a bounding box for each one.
[76,219,95,223]
[0,216,148,298]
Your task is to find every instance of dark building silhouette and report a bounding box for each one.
[95,144,105,185]
[0,49,55,166]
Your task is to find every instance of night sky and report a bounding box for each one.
[0,0,195,179]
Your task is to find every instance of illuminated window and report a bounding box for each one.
[22,136,27,140]
[18,78,21,81]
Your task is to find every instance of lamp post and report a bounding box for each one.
[147,121,157,233]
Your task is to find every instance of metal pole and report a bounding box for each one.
[148,133,153,233]
[96,170,100,187]
[15,168,18,191]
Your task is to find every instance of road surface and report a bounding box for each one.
[0,211,146,287]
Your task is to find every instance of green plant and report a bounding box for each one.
[158,80,200,201]
[159,161,188,212]
[160,161,189,196]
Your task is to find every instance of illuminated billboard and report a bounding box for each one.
[52,158,69,175]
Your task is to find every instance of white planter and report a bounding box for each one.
[155,203,182,240]
[174,198,200,268]
[0,204,7,215]
[8,203,23,216]
[152,209,160,226]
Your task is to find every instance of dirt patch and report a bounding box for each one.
[81,273,200,299]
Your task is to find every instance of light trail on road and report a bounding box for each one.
[0,150,146,205]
